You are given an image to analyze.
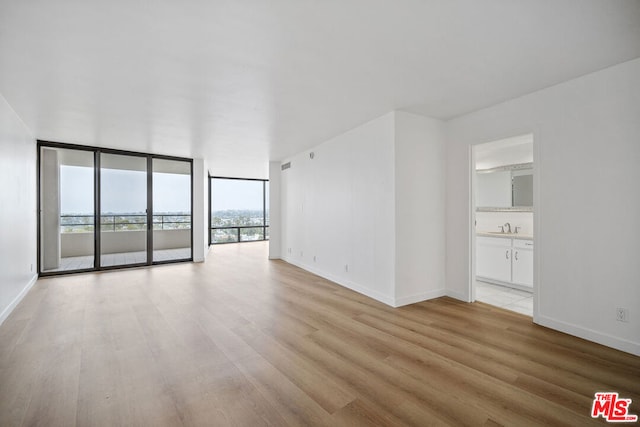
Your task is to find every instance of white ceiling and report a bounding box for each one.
[1,1,639,178]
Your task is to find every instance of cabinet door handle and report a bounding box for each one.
[506,250,509,260]
[515,251,518,261]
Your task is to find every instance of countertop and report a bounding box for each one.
[476,231,533,241]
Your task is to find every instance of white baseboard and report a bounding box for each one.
[0,274,38,326]
[445,288,471,302]
[393,289,446,307]
[282,256,395,307]
[536,314,640,357]
[281,258,454,308]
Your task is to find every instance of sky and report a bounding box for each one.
[59,167,266,214]
[60,166,94,214]
[60,166,191,214]
[211,178,265,211]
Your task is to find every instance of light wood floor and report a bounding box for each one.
[1,242,638,426]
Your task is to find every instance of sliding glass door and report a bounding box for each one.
[152,158,192,262]
[38,141,193,275]
[40,146,95,273]
[100,153,148,268]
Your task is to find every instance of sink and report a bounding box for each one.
[478,231,533,240]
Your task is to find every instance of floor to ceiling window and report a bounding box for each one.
[100,153,148,268]
[152,158,192,262]
[40,146,96,273]
[209,177,268,244]
[38,141,193,275]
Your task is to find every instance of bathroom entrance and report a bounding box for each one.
[471,134,535,316]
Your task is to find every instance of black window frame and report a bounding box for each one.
[37,140,194,277]
[208,176,269,245]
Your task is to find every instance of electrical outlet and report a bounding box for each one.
[345,264,349,272]
[313,256,316,262]
[616,308,629,323]
[30,263,33,272]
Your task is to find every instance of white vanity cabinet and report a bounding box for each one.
[511,239,534,287]
[476,236,533,289]
[476,236,512,283]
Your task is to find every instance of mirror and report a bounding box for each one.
[476,163,532,211]
[512,170,533,207]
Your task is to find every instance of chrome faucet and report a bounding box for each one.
[504,222,512,233]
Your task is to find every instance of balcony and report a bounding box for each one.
[43,214,191,272]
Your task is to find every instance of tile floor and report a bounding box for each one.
[42,247,191,272]
[476,281,533,316]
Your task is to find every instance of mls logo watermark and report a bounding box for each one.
[591,392,638,422]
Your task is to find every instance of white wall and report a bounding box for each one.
[446,58,640,355]
[192,158,209,262]
[394,112,446,305]
[60,229,191,257]
[0,93,37,325]
[268,161,281,260]
[152,229,191,251]
[281,112,397,305]
[60,232,94,257]
[280,111,446,307]
[476,171,512,207]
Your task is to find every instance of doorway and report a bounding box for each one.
[38,141,193,275]
[471,134,535,316]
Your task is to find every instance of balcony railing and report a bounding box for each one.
[61,214,191,233]
[210,225,269,244]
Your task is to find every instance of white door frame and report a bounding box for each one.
[468,134,540,322]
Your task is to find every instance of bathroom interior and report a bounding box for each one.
[474,134,534,316]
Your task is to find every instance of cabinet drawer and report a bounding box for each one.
[513,239,534,249]
[477,236,511,247]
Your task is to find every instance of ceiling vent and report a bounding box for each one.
[281,162,291,171]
